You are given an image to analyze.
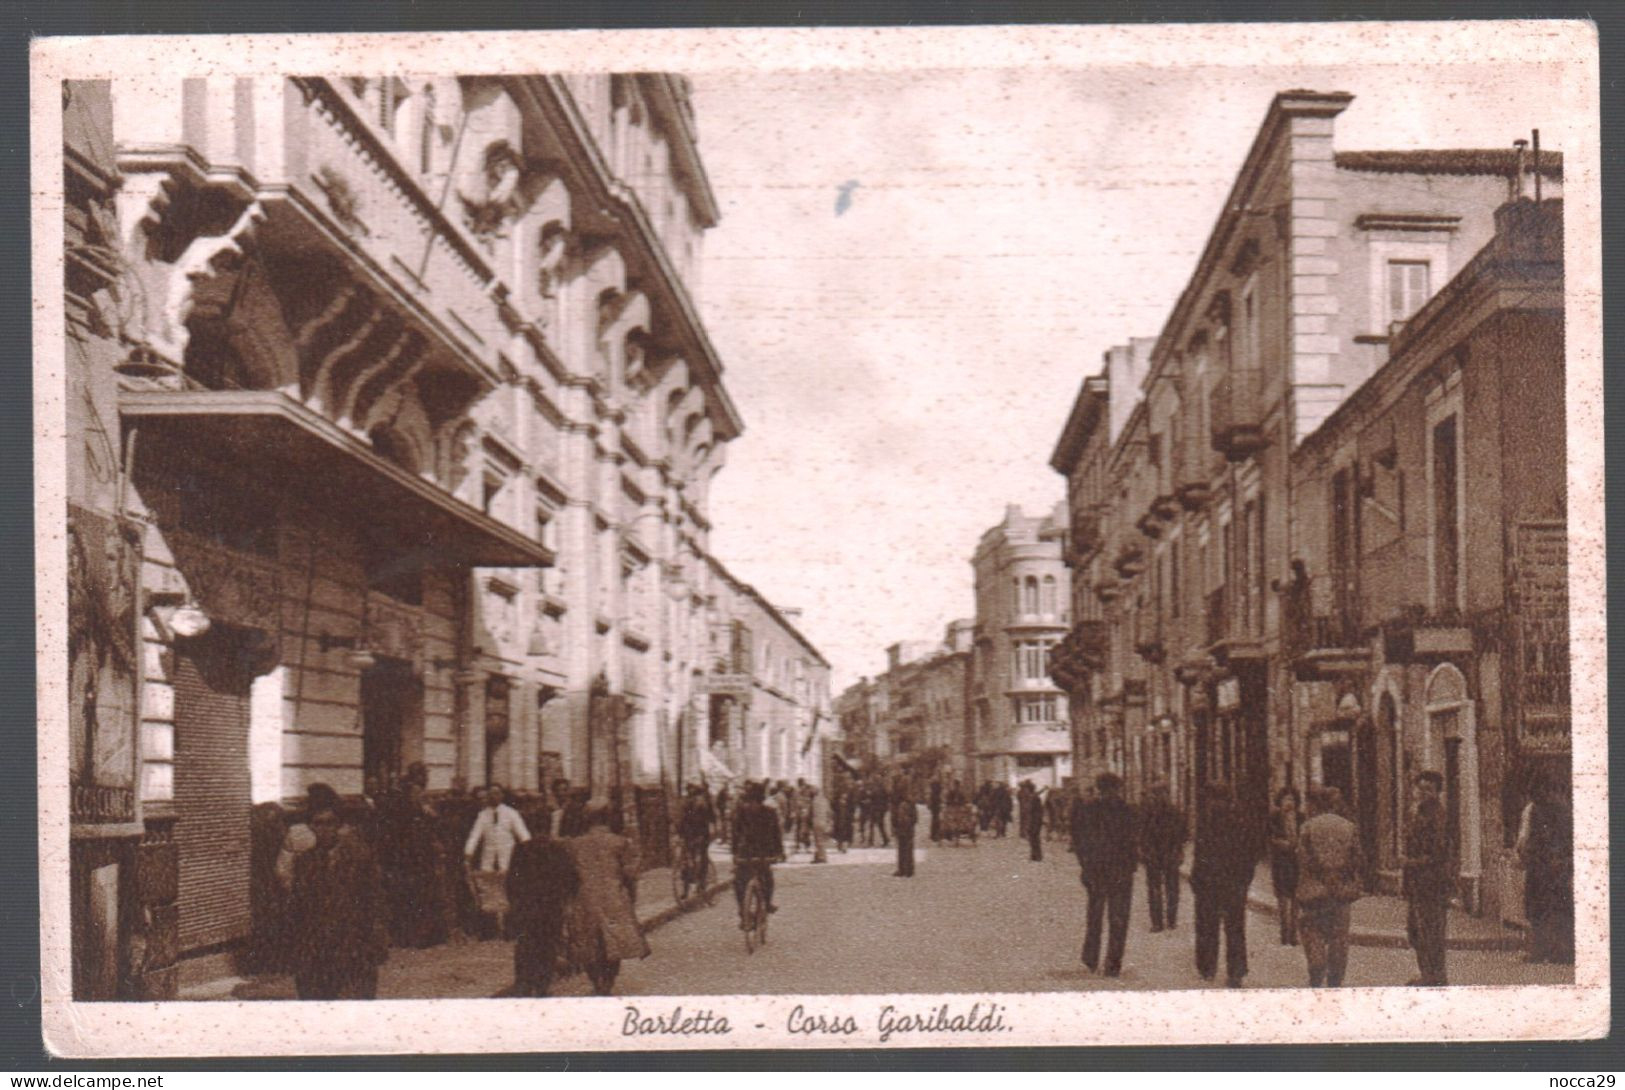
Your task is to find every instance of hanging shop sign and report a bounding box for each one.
[1509,519,1570,751]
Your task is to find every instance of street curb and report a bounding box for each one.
[1179,866,1524,951]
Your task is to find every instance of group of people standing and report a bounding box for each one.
[260,770,649,999]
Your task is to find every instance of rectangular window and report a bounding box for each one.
[1388,261,1431,325]
[1170,539,1182,619]
[1432,414,1460,612]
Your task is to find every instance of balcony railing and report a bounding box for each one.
[1209,368,1269,462]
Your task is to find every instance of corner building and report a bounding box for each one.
[970,504,1072,788]
[63,73,828,997]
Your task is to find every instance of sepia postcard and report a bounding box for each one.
[31,20,1606,1057]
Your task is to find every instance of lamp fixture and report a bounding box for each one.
[168,600,212,640]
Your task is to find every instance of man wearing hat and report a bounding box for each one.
[1403,770,1454,986]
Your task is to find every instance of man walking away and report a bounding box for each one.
[928,778,943,843]
[1139,783,1187,932]
[1019,780,1044,862]
[1403,770,1453,986]
[994,782,1013,838]
[1517,771,1574,964]
[1076,773,1138,976]
[810,785,831,864]
[892,781,918,877]
[1192,782,1258,987]
[1295,786,1363,987]
[505,832,578,997]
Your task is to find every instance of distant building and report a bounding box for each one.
[970,504,1072,788]
[832,620,975,778]
[702,560,833,788]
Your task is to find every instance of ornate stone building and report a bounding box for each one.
[62,73,826,997]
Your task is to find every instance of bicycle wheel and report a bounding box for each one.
[752,886,769,949]
[743,880,763,954]
[671,847,689,905]
[700,854,717,906]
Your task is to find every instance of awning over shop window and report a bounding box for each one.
[121,389,554,569]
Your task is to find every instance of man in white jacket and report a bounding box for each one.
[465,784,532,873]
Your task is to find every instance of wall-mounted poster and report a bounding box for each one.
[67,504,142,835]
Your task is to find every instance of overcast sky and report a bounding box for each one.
[690,59,1571,692]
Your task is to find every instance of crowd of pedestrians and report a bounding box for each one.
[253,767,649,999]
[249,757,1572,998]
[1056,766,1573,989]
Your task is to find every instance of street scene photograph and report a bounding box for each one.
[42,22,1598,1048]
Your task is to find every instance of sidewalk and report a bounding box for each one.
[1185,859,1523,951]
[179,843,739,1000]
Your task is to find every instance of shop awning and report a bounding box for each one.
[121,389,554,568]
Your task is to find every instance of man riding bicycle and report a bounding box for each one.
[677,783,715,883]
[730,781,785,928]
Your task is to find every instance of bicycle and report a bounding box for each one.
[736,857,772,953]
[670,837,716,906]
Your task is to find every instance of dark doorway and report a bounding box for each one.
[1321,741,1352,802]
[1444,735,1463,873]
[361,656,420,789]
[1355,721,1380,888]
[173,630,254,954]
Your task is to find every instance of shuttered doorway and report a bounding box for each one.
[173,635,253,953]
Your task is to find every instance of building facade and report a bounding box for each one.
[702,561,834,788]
[831,621,975,779]
[971,504,1073,788]
[62,73,826,999]
[1048,90,1562,869]
[1286,198,1565,921]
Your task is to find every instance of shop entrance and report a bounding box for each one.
[173,629,254,953]
[361,656,421,789]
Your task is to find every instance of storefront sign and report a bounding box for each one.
[1510,520,1570,751]
[68,506,142,833]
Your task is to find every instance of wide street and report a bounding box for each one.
[560,830,1572,997]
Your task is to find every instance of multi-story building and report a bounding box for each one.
[970,504,1072,788]
[1048,89,1563,897]
[61,73,826,998]
[831,621,975,779]
[1287,198,1565,922]
[701,560,833,787]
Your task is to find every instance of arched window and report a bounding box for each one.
[1023,576,1040,615]
[1041,575,1057,615]
[1011,578,1021,613]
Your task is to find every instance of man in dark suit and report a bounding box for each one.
[1139,783,1188,932]
[1403,770,1453,986]
[1074,772,1139,976]
[928,778,943,843]
[1018,781,1044,862]
[1192,781,1259,987]
[891,781,918,878]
